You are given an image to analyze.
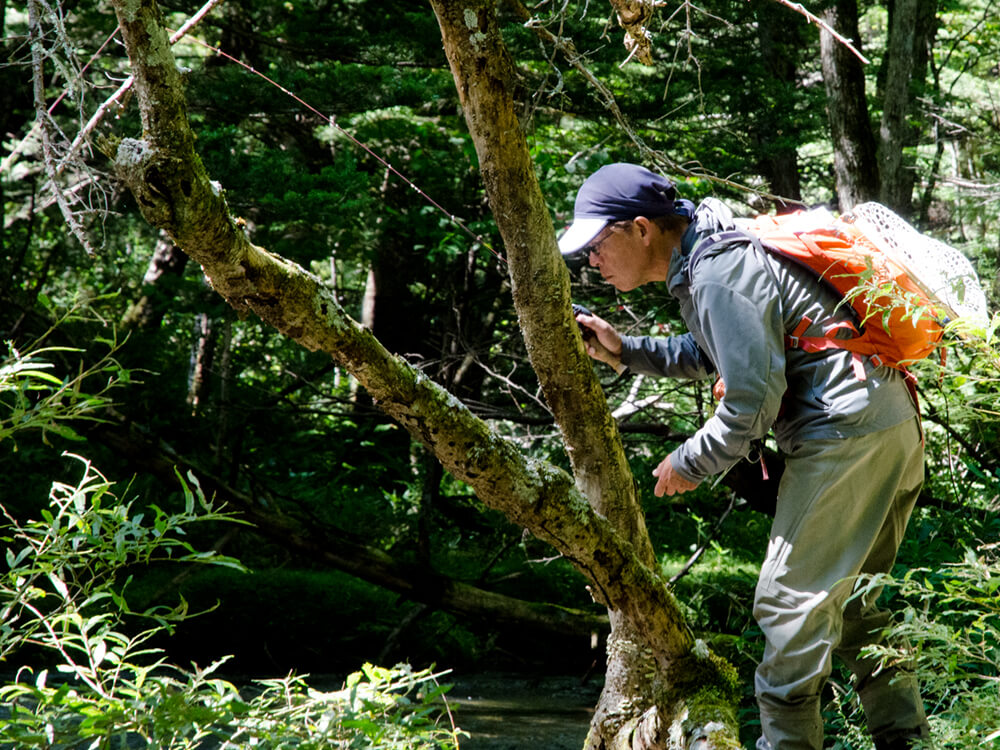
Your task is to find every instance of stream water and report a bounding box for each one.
[447,672,604,750]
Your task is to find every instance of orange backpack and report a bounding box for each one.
[751,211,946,371]
[695,209,947,379]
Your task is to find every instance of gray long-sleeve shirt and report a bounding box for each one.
[619,198,917,483]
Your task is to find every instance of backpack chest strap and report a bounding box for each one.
[785,315,883,380]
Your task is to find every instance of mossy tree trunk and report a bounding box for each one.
[107,0,742,745]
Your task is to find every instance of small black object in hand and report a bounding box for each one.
[572,304,594,339]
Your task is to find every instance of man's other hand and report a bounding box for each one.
[713,377,725,401]
[652,454,701,497]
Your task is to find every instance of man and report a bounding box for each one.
[559,163,930,749]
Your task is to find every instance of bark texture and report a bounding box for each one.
[877,0,938,216]
[878,0,919,214]
[107,0,742,745]
[821,0,937,216]
[820,0,880,209]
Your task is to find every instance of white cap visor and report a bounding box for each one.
[558,218,608,255]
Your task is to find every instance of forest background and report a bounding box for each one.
[2,0,999,747]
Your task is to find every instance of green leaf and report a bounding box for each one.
[46,573,70,601]
[92,640,107,667]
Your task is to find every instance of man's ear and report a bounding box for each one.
[632,216,653,244]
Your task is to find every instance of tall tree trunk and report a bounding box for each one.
[122,233,188,329]
[187,312,215,414]
[819,0,880,209]
[878,0,919,214]
[878,0,938,217]
[753,0,805,209]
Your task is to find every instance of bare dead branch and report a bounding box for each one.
[667,491,738,587]
[770,0,870,64]
[27,0,98,255]
[61,0,227,171]
[5,0,225,179]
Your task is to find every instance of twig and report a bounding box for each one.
[514,0,796,204]
[59,0,228,174]
[2,27,121,177]
[21,599,112,700]
[28,0,97,255]
[667,491,738,588]
[3,0,227,180]
[770,0,870,64]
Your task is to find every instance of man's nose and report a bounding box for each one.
[588,250,601,267]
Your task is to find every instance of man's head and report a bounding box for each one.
[559,163,694,290]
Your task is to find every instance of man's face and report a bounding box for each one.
[585,221,645,291]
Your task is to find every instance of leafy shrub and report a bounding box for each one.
[851,543,1000,748]
[0,349,460,749]
[0,456,461,749]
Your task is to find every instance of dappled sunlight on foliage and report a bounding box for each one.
[3,0,1000,744]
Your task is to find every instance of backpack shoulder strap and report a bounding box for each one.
[688,228,785,295]
[688,228,763,281]
[688,225,867,366]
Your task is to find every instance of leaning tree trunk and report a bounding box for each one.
[819,0,880,209]
[92,412,611,640]
[105,0,742,745]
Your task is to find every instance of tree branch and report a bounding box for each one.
[91,412,610,640]
[65,0,226,174]
[771,0,870,64]
[27,0,97,255]
[106,0,695,670]
[511,0,796,205]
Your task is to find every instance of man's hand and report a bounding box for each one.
[652,453,701,497]
[575,310,624,371]
[713,377,725,402]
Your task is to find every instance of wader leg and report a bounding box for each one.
[753,418,927,749]
[837,584,930,743]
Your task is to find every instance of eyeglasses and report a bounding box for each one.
[581,221,629,258]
